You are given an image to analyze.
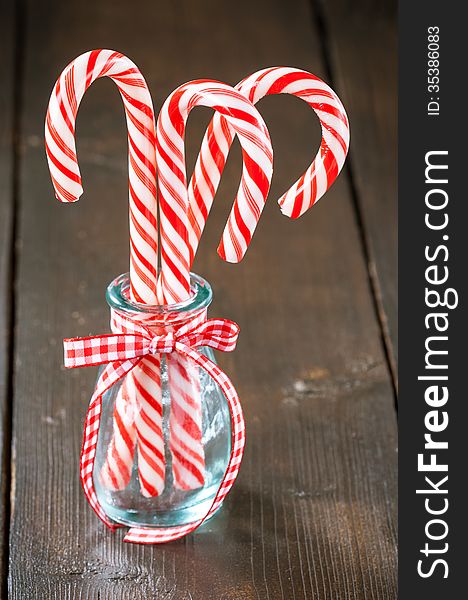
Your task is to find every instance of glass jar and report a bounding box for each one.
[93,272,231,528]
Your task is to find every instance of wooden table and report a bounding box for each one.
[0,0,397,597]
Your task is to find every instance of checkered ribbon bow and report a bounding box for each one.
[63,311,245,544]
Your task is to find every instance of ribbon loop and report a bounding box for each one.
[64,333,150,368]
[178,319,240,352]
[64,309,245,544]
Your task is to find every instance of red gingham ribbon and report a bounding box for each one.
[64,311,245,544]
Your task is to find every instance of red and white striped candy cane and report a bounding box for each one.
[45,49,165,497]
[99,378,136,490]
[156,79,274,301]
[45,49,159,301]
[110,306,165,497]
[155,80,273,489]
[188,67,350,262]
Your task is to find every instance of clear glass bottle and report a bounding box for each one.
[93,272,231,527]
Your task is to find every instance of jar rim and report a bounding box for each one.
[106,272,213,315]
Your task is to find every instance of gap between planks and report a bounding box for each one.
[309,0,398,404]
[1,0,27,593]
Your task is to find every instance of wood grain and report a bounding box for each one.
[0,0,16,585]
[8,0,397,597]
[316,0,398,378]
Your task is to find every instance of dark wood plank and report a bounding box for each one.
[9,0,397,597]
[316,0,398,377]
[0,0,16,585]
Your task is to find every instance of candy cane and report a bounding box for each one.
[156,79,274,302]
[45,49,165,497]
[99,378,136,490]
[188,67,350,263]
[155,80,273,489]
[110,305,165,497]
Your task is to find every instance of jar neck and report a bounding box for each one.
[106,273,213,329]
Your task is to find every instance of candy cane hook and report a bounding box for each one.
[188,67,350,262]
[45,48,159,302]
[156,79,274,303]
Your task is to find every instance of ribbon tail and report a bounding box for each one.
[80,357,140,530]
[124,344,245,544]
